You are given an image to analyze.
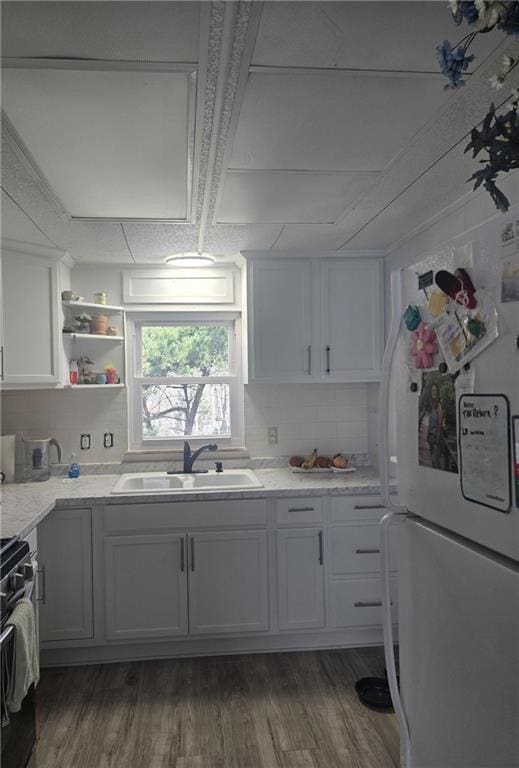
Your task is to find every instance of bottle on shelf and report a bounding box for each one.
[69,359,79,385]
[68,453,80,479]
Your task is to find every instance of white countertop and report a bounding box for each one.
[1,467,389,540]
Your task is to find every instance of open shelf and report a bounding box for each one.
[65,383,125,389]
[62,300,123,314]
[63,332,124,342]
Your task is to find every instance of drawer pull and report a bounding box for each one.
[190,537,195,571]
[180,537,185,573]
[354,600,382,608]
[354,600,393,608]
[318,530,324,565]
[355,548,380,555]
[36,566,46,604]
[288,506,315,513]
[353,504,385,510]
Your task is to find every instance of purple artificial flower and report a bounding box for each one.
[436,39,475,89]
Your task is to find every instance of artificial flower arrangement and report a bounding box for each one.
[436,1,519,211]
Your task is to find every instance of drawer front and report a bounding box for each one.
[276,497,323,525]
[104,499,268,532]
[331,496,386,522]
[330,524,398,575]
[330,577,397,628]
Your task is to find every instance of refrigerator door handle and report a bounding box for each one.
[378,267,407,516]
[378,267,410,768]
[381,511,411,768]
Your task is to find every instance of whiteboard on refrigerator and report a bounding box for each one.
[459,394,511,513]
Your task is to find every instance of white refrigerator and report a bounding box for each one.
[378,247,519,768]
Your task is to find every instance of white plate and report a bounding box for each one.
[290,466,333,474]
[331,466,357,473]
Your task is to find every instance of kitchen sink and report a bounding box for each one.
[111,469,263,495]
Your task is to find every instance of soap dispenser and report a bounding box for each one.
[68,453,80,479]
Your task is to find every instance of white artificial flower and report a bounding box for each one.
[448,0,459,15]
[507,87,519,110]
[475,0,503,30]
[490,73,506,89]
[502,54,515,74]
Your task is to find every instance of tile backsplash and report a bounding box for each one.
[244,383,368,459]
[1,382,370,472]
[1,388,128,473]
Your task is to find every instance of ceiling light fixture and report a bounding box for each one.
[164,252,216,267]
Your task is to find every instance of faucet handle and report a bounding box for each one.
[215,461,223,473]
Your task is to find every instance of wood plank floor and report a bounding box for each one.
[35,648,399,768]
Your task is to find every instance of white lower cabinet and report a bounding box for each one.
[277,527,325,630]
[103,526,269,642]
[188,530,269,635]
[104,533,188,641]
[38,507,93,642]
[38,494,397,663]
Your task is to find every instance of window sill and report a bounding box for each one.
[123,447,250,462]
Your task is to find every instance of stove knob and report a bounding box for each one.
[24,562,34,580]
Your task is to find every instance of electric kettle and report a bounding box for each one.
[23,437,63,482]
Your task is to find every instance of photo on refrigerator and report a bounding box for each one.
[418,371,458,473]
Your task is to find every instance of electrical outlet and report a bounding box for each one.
[267,426,278,445]
[80,434,91,450]
[103,432,114,449]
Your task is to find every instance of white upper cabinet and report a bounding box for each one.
[0,245,62,388]
[320,259,382,381]
[247,259,314,382]
[246,256,382,383]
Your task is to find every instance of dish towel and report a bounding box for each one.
[6,598,40,713]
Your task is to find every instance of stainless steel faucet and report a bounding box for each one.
[168,441,218,474]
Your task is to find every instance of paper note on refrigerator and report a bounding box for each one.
[459,394,511,513]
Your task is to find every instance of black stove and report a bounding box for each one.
[1,536,36,768]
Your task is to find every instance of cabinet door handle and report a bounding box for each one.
[354,601,382,608]
[306,345,312,375]
[288,506,315,513]
[325,345,331,375]
[353,504,385,510]
[355,548,380,555]
[36,566,46,604]
[190,537,195,571]
[180,537,185,572]
[318,530,324,565]
[0,345,4,381]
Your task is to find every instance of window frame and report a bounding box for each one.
[126,311,244,452]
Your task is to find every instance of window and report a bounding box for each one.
[127,314,243,450]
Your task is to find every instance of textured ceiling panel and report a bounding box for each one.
[335,41,519,245]
[1,1,200,62]
[253,1,499,71]
[217,170,379,224]
[2,68,191,219]
[229,72,447,172]
[122,222,200,261]
[273,224,358,251]
[343,143,481,250]
[204,224,282,253]
[1,191,55,247]
[58,222,133,261]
